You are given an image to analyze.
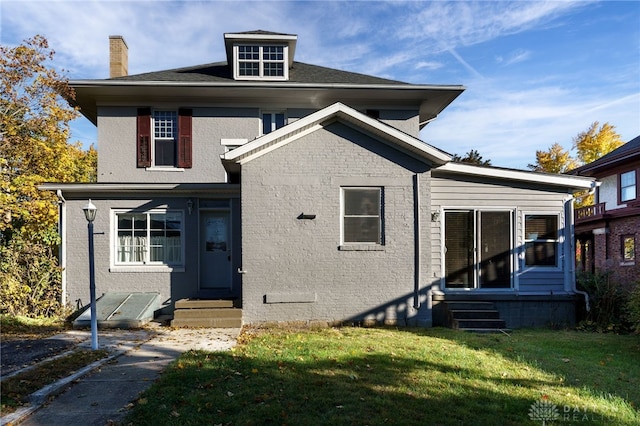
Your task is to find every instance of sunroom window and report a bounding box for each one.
[524,214,558,267]
[115,211,183,265]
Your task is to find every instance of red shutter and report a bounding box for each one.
[136,108,151,168]
[177,108,193,168]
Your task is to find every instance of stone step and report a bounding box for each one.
[171,317,242,328]
[173,308,242,320]
[175,299,235,309]
[449,309,501,320]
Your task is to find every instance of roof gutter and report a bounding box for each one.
[435,162,596,191]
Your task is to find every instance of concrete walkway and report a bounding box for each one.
[1,326,240,426]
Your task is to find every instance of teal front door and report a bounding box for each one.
[199,210,232,290]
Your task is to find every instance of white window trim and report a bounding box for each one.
[620,170,636,203]
[339,187,383,249]
[440,207,516,291]
[233,44,289,81]
[521,212,563,272]
[110,209,185,271]
[151,110,178,168]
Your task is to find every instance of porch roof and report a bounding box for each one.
[38,183,240,198]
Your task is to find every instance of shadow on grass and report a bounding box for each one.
[401,327,640,423]
[124,327,638,426]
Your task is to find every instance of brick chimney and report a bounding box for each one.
[109,35,128,78]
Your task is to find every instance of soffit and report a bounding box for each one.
[70,79,464,126]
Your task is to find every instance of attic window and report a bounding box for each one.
[234,44,288,80]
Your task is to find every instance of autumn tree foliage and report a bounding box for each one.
[529,122,623,174]
[528,122,624,207]
[528,142,579,174]
[0,35,96,316]
[573,121,624,165]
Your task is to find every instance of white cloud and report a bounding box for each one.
[415,60,443,71]
[498,49,532,66]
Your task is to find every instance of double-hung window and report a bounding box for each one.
[153,111,177,166]
[235,45,287,80]
[620,170,637,203]
[136,108,192,169]
[341,187,383,244]
[262,112,285,134]
[524,214,559,267]
[115,211,183,266]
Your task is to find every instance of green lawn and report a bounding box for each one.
[125,327,640,425]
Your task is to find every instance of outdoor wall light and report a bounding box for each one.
[187,199,194,215]
[431,211,440,222]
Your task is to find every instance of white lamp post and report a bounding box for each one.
[82,199,98,350]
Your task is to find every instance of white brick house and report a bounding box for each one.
[42,31,594,329]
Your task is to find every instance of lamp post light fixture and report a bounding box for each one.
[82,199,98,350]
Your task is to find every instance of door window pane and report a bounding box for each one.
[444,211,474,288]
[480,211,512,288]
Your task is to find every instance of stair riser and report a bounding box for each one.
[450,311,500,320]
[171,318,242,328]
[173,309,242,320]
[175,299,234,309]
[445,302,496,311]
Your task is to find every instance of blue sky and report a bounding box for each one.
[2,0,639,169]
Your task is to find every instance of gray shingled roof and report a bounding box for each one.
[109,61,408,85]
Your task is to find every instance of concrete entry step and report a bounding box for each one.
[174,299,235,309]
[74,292,161,329]
[171,298,242,328]
[173,308,242,320]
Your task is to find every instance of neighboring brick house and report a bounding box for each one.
[41,31,595,329]
[571,135,640,286]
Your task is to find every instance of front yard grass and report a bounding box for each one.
[125,327,639,425]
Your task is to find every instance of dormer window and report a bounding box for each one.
[225,31,297,82]
[234,44,288,80]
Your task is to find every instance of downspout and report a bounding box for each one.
[566,194,590,312]
[56,190,67,306]
[413,174,421,310]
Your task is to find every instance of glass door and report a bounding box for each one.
[444,210,513,289]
